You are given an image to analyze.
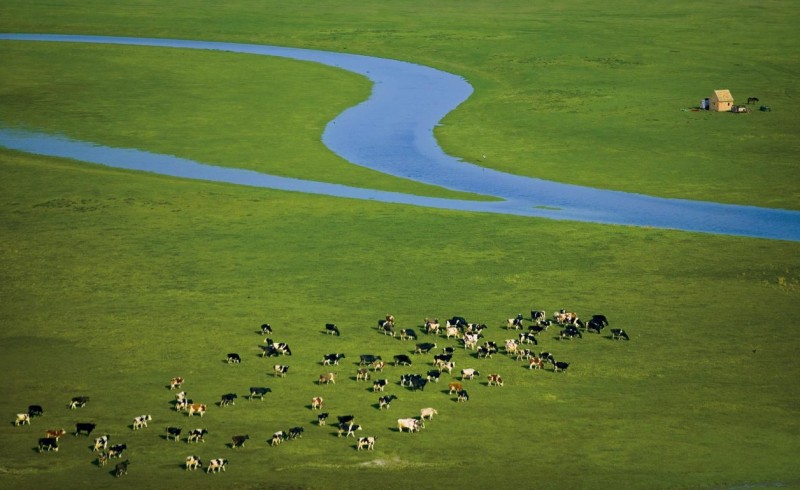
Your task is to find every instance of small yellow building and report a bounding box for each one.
[710,89,734,112]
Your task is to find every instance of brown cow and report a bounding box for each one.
[448,381,463,394]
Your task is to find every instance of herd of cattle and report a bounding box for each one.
[12,309,628,477]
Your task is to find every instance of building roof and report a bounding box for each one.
[712,89,734,102]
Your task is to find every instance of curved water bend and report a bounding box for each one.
[1,34,799,241]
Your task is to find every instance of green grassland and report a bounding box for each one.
[1,1,799,489]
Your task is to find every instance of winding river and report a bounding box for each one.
[1,34,799,241]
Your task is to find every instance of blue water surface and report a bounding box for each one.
[1,34,799,241]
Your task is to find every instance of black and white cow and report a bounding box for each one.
[611,328,630,341]
[410,377,428,391]
[38,437,58,452]
[531,310,546,323]
[378,394,398,410]
[587,317,607,333]
[560,326,582,340]
[325,323,341,336]
[457,390,470,402]
[461,368,479,380]
[132,414,152,430]
[226,353,241,364]
[288,427,304,440]
[399,328,418,341]
[372,379,389,392]
[415,342,437,354]
[357,436,376,450]
[219,393,238,407]
[539,352,556,364]
[206,458,228,473]
[260,323,273,335]
[519,332,539,345]
[317,413,329,426]
[248,387,272,400]
[337,415,355,426]
[114,459,130,477]
[231,434,249,448]
[360,354,381,366]
[273,365,289,377]
[393,354,412,366]
[108,444,127,458]
[553,361,570,373]
[93,434,110,452]
[69,396,89,409]
[433,353,453,364]
[322,353,346,366]
[185,455,202,471]
[379,321,396,337]
[338,422,362,438]
[400,374,423,387]
[426,370,442,383]
[271,431,288,446]
[75,422,96,436]
[166,427,182,441]
[187,428,208,443]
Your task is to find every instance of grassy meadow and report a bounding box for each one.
[1,1,799,489]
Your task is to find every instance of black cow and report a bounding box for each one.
[360,354,382,366]
[393,354,412,366]
[400,373,424,387]
[337,415,355,425]
[108,444,127,458]
[317,413,329,426]
[220,393,237,407]
[166,427,182,441]
[457,390,470,402]
[28,405,44,417]
[322,353,346,365]
[261,323,273,335]
[426,370,441,383]
[591,314,609,326]
[187,428,208,443]
[448,316,468,327]
[325,323,341,336]
[248,387,272,400]
[114,460,130,477]
[226,353,241,364]
[415,343,436,354]
[231,434,249,448]
[38,437,58,452]
[288,427,304,440]
[553,361,570,373]
[378,394,398,409]
[259,344,280,357]
[75,422,96,436]
[410,377,428,391]
[69,396,89,409]
[560,326,582,340]
[611,329,630,341]
[587,318,606,333]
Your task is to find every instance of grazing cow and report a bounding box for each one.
[507,316,524,330]
[97,452,109,466]
[272,341,292,356]
[28,405,44,417]
[248,387,272,400]
[476,345,494,359]
[44,429,66,440]
[587,318,606,333]
[259,344,280,357]
[360,354,381,366]
[611,328,630,341]
[114,460,130,478]
[435,359,455,374]
[170,377,184,390]
[188,404,207,417]
[75,422,96,436]
[108,444,127,459]
[529,323,550,335]
[400,328,418,341]
[425,319,441,335]
[378,394,398,410]
[560,326,582,340]
[461,368,479,380]
[14,413,30,426]
[529,357,544,370]
[356,368,370,381]
[539,352,556,364]
[379,321,396,337]
[311,397,324,410]
[457,390,470,402]
[420,407,438,420]
[271,431,287,446]
[273,365,289,377]
[260,323,273,335]
[226,353,241,364]
[448,382,463,394]
[132,414,152,430]
[38,437,58,452]
[400,374,423,388]
[69,396,89,409]
[410,377,428,391]
[463,333,479,350]
[487,374,504,387]
[323,353,346,366]
[372,379,389,392]
[519,332,539,345]
[317,413,329,426]
[397,418,421,433]
[231,434,249,448]
[185,455,202,471]
[747,96,759,105]
[93,434,110,452]
[187,428,208,443]
[318,372,337,385]
[166,427,182,441]
[371,360,386,372]
[414,342,437,354]
[591,314,609,326]
[553,361,570,373]
[206,458,228,473]
[175,398,193,412]
[516,348,535,361]
[393,354,412,366]
[426,370,442,383]
[531,310,546,323]
[288,427,304,440]
[325,323,341,336]
[357,436,376,450]
[219,393,238,407]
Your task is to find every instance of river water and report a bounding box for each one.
[1,34,799,241]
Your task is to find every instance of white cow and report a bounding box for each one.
[397,418,421,433]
